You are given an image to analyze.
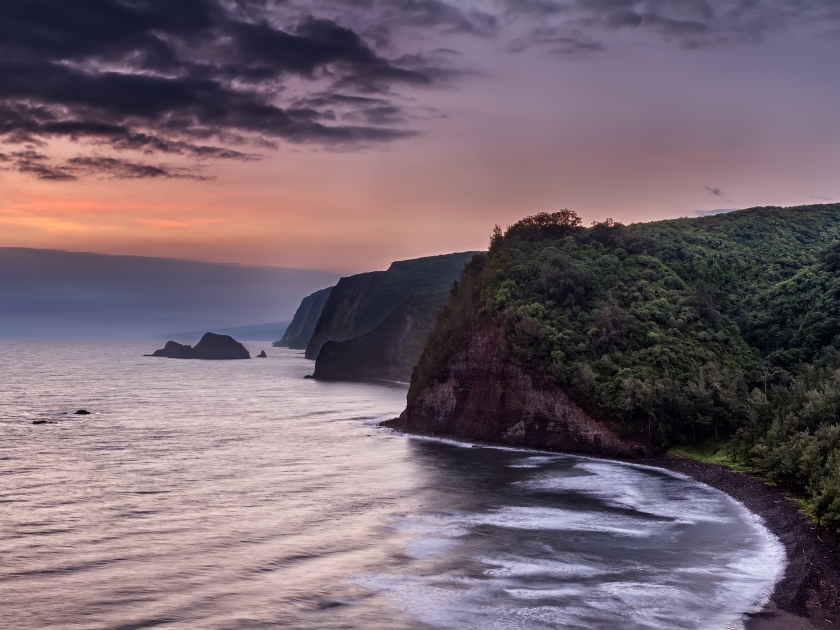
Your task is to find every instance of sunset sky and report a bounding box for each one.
[2,0,839,273]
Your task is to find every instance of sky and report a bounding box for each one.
[1,0,839,273]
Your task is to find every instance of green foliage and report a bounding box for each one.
[668,441,755,474]
[734,366,840,531]
[414,203,840,529]
[475,209,759,447]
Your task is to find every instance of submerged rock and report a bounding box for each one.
[147,333,250,360]
[74,409,90,415]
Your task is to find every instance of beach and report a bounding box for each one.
[648,457,840,630]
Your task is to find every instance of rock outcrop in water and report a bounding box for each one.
[148,333,250,360]
[385,320,648,457]
[149,340,193,358]
[313,292,448,382]
[274,286,333,349]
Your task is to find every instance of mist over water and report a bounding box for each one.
[0,342,783,629]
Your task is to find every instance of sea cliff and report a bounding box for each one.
[305,251,478,361]
[275,286,333,349]
[385,318,648,457]
[312,292,448,382]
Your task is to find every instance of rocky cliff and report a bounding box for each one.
[275,286,333,349]
[305,272,382,359]
[305,252,478,360]
[312,292,448,382]
[386,320,649,457]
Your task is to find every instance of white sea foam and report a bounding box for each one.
[359,445,788,630]
[464,505,659,537]
[480,556,610,579]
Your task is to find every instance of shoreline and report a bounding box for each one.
[636,457,839,630]
[384,426,839,629]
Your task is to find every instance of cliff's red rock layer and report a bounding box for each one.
[390,322,649,458]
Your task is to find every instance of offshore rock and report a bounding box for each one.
[257,350,267,358]
[387,321,648,458]
[147,333,250,360]
[190,333,250,360]
[147,340,192,358]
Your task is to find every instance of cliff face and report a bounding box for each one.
[276,286,333,349]
[312,292,448,382]
[305,272,382,359]
[389,320,649,457]
[305,252,478,360]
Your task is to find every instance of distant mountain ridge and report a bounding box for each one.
[0,248,337,339]
[164,321,291,342]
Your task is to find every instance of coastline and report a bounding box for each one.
[383,425,839,629]
[642,457,839,630]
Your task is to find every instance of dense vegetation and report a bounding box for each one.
[413,204,840,529]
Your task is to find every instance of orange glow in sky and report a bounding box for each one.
[2,7,839,273]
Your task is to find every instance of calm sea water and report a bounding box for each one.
[0,341,784,630]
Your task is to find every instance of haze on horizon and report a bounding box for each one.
[1,0,839,273]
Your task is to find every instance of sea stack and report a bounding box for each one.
[147,333,250,360]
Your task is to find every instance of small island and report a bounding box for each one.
[146,332,250,360]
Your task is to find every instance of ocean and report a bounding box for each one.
[0,341,784,629]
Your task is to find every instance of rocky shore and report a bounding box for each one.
[647,457,839,630]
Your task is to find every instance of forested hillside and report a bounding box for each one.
[409,204,840,529]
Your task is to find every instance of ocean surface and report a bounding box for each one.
[0,341,785,630]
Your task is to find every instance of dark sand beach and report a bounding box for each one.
[648,457,840,630]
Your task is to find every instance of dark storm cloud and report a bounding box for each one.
[0,0,443,180]
[66,157,213,180]
[0,150,77,181]
[4,0,839,181]
[0,149,212,180]
[500,0,840,49]
[352,0,840,52]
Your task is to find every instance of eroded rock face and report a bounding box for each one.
[275,286,333,349]
[312,292,447,383]
[390,322,649,458]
